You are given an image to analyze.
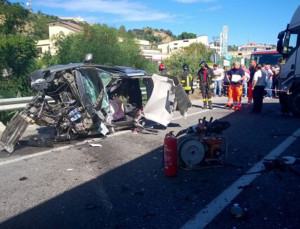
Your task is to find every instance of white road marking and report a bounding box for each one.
[0,108,213,166]
[182,128,300,229]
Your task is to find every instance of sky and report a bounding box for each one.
[13,0,300,45]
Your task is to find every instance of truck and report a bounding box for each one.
[250,50,282,66]
[277,5,300,116]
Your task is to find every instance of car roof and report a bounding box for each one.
[39,63,148,78]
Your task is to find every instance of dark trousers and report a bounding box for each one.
[201,85,212,100]
[272,80,279,97]
[252,86,265,112]
[223,82,229,96]
[201,85,212,108]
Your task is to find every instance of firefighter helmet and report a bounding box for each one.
[159,64,165,71]
[199,61,208,68]
[183,64,189,70]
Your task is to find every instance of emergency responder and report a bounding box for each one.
[227,62,245,110]
[197,61,214,109]
[181,64,193,94]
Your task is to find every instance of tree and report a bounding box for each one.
[178,32,197,40]
[54,23,157,73]
[228,45,238,51]
[163,43,214,77]
[0,0,29,35]
[0,0,38,98]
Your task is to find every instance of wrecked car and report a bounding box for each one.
[0,54,191,153]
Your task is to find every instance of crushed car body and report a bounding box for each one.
[0,55,191,153]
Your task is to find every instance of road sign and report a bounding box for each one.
[223,60,230,66]
[225,54,233,60]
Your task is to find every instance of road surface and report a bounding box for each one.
[0,97,299,229]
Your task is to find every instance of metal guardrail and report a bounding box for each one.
[0,88,147,112]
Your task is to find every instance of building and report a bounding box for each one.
[136,39,169,62]
[59,17,84,23]
[37,20,83,55]
[158,35,209,55]
[209,42,221,55]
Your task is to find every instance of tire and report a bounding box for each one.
[289,90,300,117]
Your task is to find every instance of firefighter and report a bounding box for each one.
[227,62,245,110]
[181,64,193,94]
[159,64,168,76]
[197,61,214,109]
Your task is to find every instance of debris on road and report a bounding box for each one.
[85,203,101,210]
[237,184,252,190]
[28,136,54,148]
[230,203,245,219]
[89,143,102,147]
[19,177,28,181]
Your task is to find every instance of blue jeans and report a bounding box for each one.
[214,80,222,95]
[242,81,248,97]
[266,80,272,98]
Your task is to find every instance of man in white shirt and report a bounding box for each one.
[213,64,223,96]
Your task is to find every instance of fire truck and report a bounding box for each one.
[250,50,282,66]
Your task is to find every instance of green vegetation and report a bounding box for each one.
[228,45,238,51]
[129,27,177,44]
[53,24,157,73]
[177,32,197,40]
[0,0,38,99]
[29,11,58,40]
[163,42,214,77]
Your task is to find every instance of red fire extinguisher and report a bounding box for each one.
[164,131,178,177]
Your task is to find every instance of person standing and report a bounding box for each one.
[227,62,245,110]
[198,61,214,109]
[265,64,273,99]
[242,65,250,97]
[218,65,225,95]
[213,64,223,97]
[225,66,233,108]
[271,66,280,97]
[251,64,267,113]
[181,64,193,95]
[248,59,257,105]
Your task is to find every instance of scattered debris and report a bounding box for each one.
[19,177,28,181]
[230,203,245,219]
[237,184,252,190]
[85,203,101,210]
[133,189,144,196]
[142,211,155,219]
[89,143,102,147]
[28,136,54,148]
[201,179,210,183]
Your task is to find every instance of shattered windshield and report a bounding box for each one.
[98,71,112,87]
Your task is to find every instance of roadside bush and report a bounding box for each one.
[163,43,214,78]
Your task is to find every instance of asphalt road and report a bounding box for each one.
[0,97,299,229]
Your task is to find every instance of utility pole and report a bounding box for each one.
[26,0,33,12]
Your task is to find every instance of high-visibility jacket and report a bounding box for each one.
[181,70,193,91]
